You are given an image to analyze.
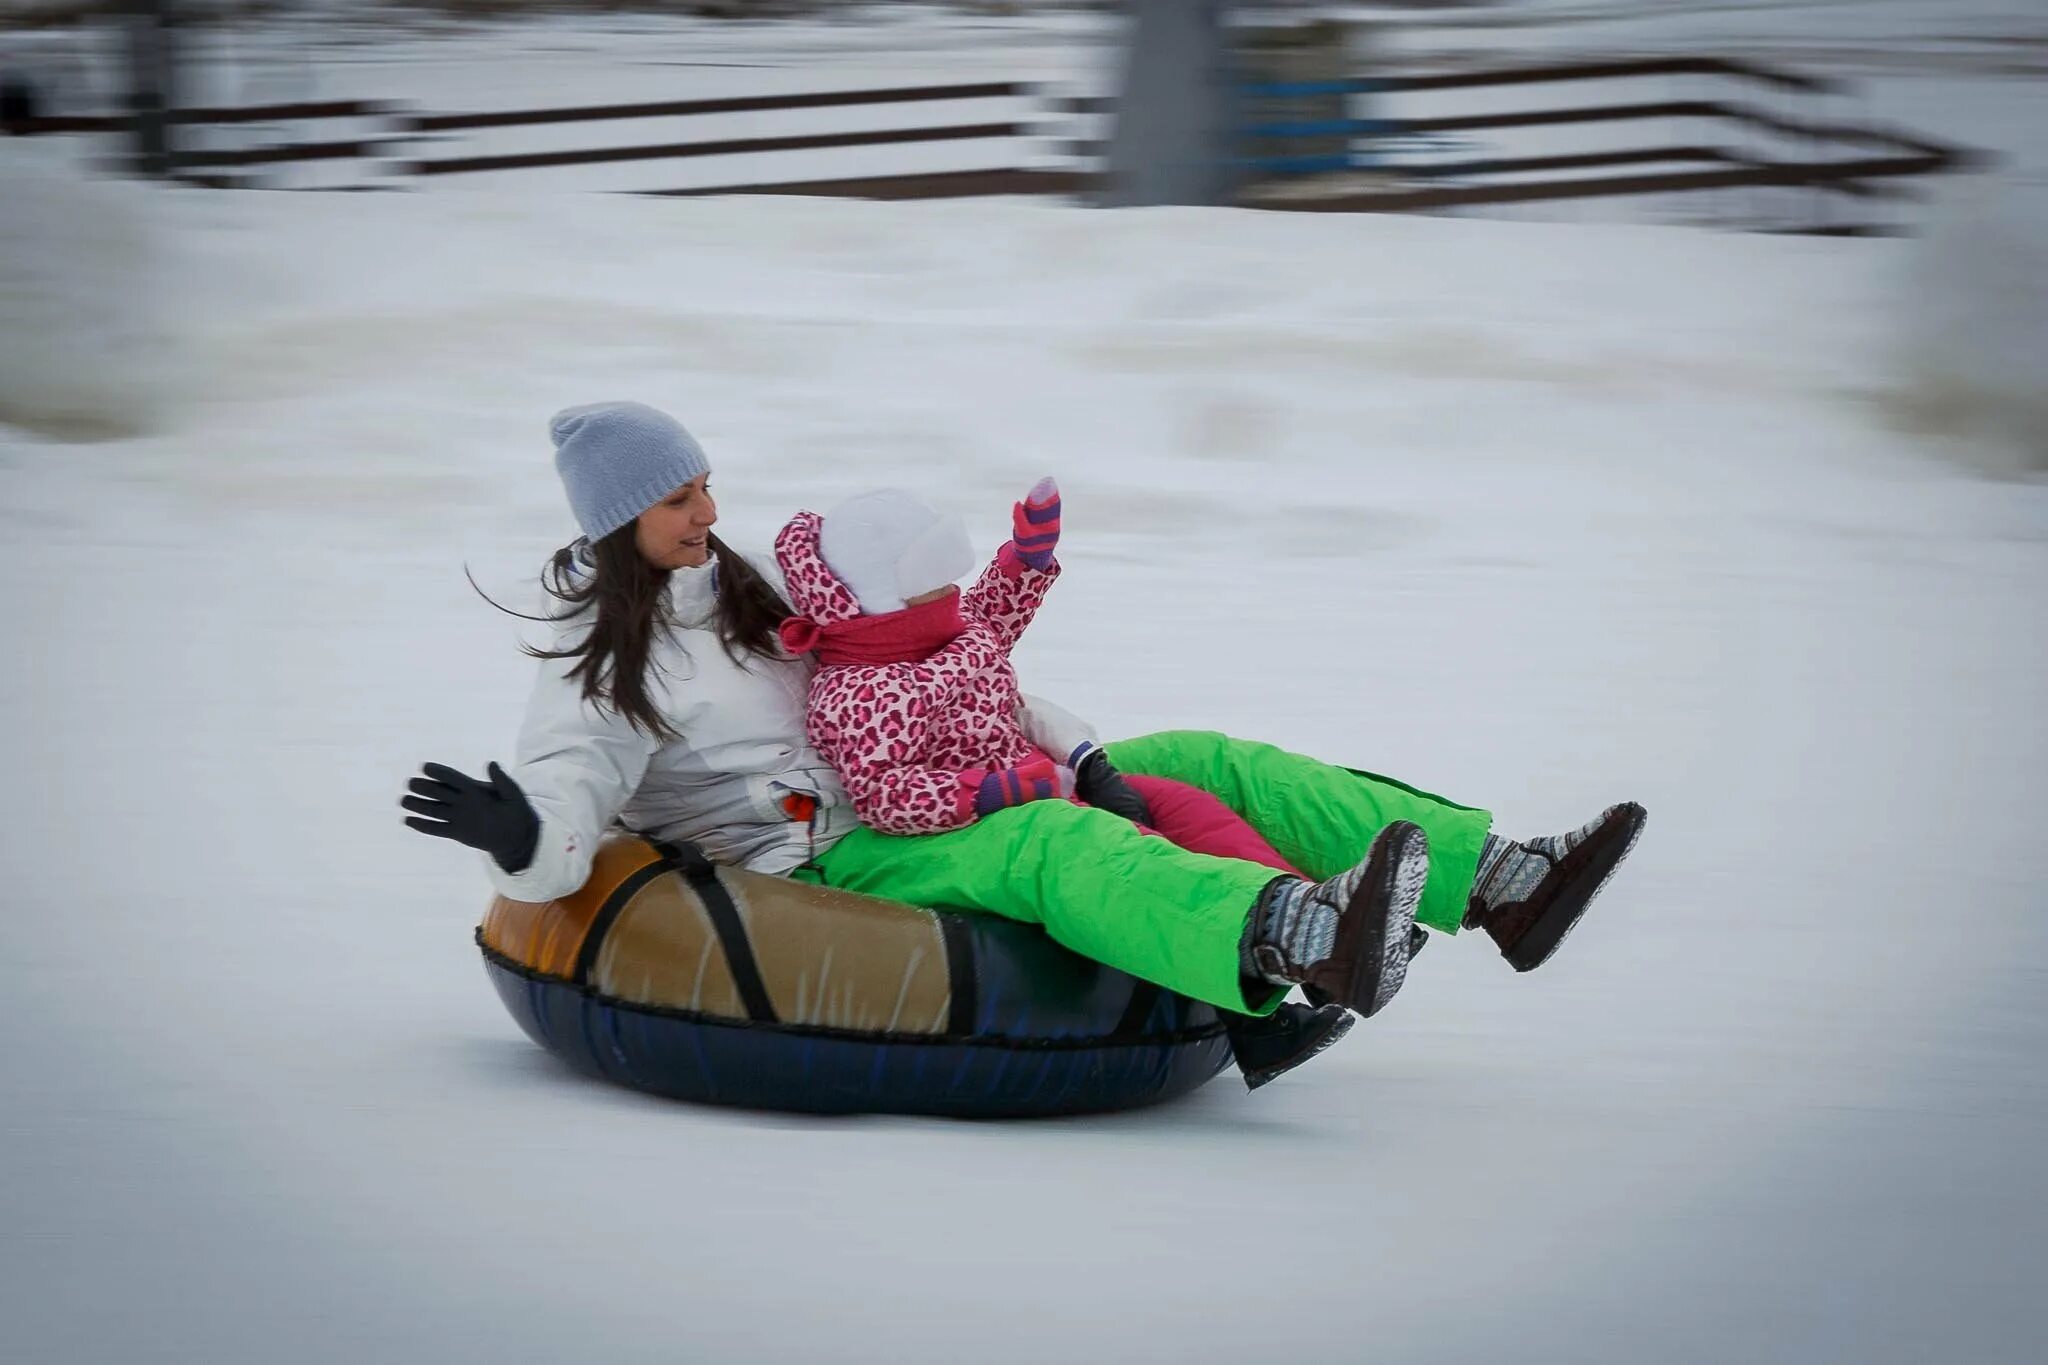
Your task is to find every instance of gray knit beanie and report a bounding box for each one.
[549,401,712,543]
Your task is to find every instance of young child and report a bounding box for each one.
[774,479,1403,1086]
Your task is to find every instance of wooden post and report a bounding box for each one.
[123,0,180,177]
[1100,0,1241,207]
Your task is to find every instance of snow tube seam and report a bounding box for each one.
[485,952,1233,1118]
[478,930,1230,1054]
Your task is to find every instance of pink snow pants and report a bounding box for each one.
[1121,774,1303,878]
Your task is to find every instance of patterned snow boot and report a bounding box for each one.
[1303,924,1428,1012]
[1225,1001,1355,1091]
[1465,802,1648,972]
[1243,821,1429,1019]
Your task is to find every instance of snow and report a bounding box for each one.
[5,6,2047,1364]
[1892,177,2048,473]
[0,140,172,437]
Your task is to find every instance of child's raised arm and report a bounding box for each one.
[965,476,1061,652]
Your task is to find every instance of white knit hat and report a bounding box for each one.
[817,488,975,615]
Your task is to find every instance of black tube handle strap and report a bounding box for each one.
[656,840,778,1025]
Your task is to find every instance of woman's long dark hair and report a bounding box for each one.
[514,528,792,741]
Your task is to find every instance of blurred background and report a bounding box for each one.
[3,3,2043,1363]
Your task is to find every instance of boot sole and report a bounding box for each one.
[1242,1008,1356,1092]
[1309,821,1427,1018]
[1370,826,1429,1013]
[1498,802,1647,972]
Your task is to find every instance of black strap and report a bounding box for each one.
[572,858,671,987]
[937,913,978,1038]
[656,840,777,1025]
[1112,981,1163,1039]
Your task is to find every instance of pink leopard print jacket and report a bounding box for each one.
[774,511,1059,836]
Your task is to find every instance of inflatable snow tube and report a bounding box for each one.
[477,835,1234,1117]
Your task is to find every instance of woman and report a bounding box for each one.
[402,405,1647,1067]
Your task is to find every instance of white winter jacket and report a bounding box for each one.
[484,548,1096,904]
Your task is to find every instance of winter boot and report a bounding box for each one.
[1465,802,1648,972]
[1225,1001,1355,1091]
[1303,924,1427,1011]
[1242,821,1428,1018]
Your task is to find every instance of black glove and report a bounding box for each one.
[402,761,540,876]
[1073,748,1154,828]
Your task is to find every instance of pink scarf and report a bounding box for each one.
[779,588,966,666]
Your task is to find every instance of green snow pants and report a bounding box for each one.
[798,730,1493,1014]
[1103,731,1491,938]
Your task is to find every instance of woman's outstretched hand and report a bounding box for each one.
[402,761,540,876]
[1009,476,1061,571]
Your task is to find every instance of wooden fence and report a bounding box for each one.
[1058,55,1976,229]
[11,55,1980,231]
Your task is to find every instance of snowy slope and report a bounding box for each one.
[2,178,2044,1363]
